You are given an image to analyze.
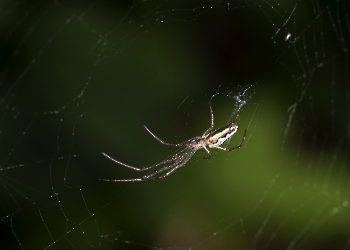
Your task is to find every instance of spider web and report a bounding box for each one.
[0,0,349,249]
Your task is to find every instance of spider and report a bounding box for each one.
[100,100,246,182]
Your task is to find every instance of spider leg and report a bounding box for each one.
[144,125,183,146]
[99,155,176,182]
[203,146,212,160]
[99,178,143,182]
[203,103,214,136]
[101,160,183,182]
[234,105,243,123]
[211,129,246,152]
[142,164,175,180]
[143,148,195,180]
[147,163,184,180]
[102,152,175,171]
[101,145,196,182]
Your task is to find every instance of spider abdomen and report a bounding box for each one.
[208,123,239,147]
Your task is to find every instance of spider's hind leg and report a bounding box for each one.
[212,129,246,152]
[203,103,215,136]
